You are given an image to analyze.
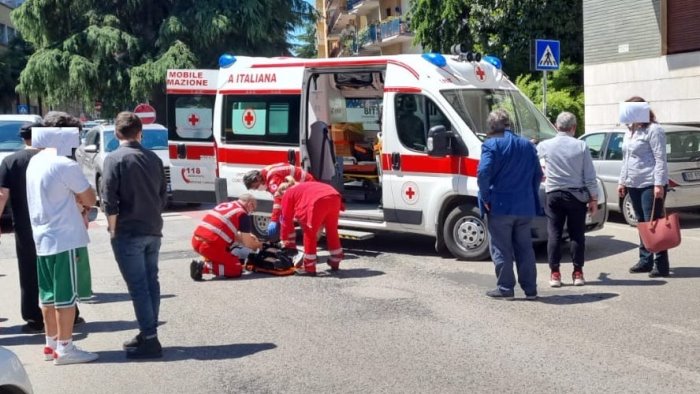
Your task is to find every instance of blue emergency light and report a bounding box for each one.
[482,55,502,70]
[219,54,237,68]
[422,53,447,68]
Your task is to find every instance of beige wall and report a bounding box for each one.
[584,51,700,130]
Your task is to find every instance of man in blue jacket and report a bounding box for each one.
[477,109,543,300]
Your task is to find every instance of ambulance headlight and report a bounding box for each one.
[422,53,446,68]
[482,55,502,70]
[219,54,237,68]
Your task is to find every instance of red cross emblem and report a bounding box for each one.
[475,65,486,82]
[188,113,200,126]
[243,109,256,128]
[401,182,419,205]
[405,187,416,200]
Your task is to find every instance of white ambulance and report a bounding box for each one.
[165,69,218,203]
[170,51,607,260]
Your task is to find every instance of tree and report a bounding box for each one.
[410,0,582,78]
[292,16,318,58]
[0,36,32,113]
[515,63,585,134]
[11,0,315,119]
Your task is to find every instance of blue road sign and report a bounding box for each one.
[17,104,29,114]
[535,39,560,71]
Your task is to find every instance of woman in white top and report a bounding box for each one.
[617,96,670,277]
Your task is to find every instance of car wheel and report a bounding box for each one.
[622,193,638,227]
[443,204,490,260]
[251,214,270,239]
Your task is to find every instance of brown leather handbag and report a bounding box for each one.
[637,198,681,253]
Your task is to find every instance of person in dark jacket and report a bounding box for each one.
[477,109,543,300]
[102,112,168,359]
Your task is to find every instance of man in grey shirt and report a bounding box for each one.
[537,112,598,287]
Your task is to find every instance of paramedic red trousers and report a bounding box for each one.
[191,236,243,278]
[300,195,343,273]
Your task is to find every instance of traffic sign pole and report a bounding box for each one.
[543,70,547,115]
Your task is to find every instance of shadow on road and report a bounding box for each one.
[93,342,277,363]
[535,235,638,264]
[536,292,619,305]
[669,267,700,278]
[84,292,176,305]
[585,272,667,286]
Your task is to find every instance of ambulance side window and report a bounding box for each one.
[222,95,299,146]
[395,94,452,152]
[168,95,215,142]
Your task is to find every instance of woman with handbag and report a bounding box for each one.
[617,96,671,277]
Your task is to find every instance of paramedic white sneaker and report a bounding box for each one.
[53,344,98,365]
[292,252,304,268]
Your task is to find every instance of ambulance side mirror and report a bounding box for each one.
[427,125,451,157]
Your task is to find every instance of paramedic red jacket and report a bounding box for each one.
[193,200,250,246]
[261,163,315,222]
[279,182,343,241]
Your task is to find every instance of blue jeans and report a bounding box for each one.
[111,235,162,337]
[487,214,538,296]
[627,186,670,272]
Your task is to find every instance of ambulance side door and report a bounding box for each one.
[381,90,458,230]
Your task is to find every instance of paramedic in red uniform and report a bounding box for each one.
[190,193,263,281]
[278,181,343,276]
[242,163,315,241]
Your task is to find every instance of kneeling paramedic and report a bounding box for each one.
[242,163,315,241]
[278,181,344,276]
[190,194,262,281]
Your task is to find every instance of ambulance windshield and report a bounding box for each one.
[442,89,557,142]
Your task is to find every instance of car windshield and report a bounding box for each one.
[104,129,169,152]
[0,121,27,152]
[667,129,700,162]
[441,89,557,142]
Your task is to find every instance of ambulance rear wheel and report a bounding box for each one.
[251,214,270,239]
[443,204,490,261]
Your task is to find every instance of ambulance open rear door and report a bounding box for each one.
[166,69,219,203]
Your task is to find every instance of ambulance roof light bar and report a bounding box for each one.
[219,54,237,68]
[482,55,503,70]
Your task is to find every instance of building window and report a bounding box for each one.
[666,0,700,54]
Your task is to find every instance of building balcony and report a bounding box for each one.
[378,17,413,45]
[347,0,380,16]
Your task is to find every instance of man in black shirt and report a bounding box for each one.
[102,112,167,359]
[0,122,86,335]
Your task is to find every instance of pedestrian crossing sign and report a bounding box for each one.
[535,39,560,71]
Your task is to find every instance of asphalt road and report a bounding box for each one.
[1,208,700,394]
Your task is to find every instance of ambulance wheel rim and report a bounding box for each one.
[252,215,270,237]
[453,217,486,251]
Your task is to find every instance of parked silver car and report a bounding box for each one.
[580,125,700,225]
[0,346,34,394]
[75,123,172,201]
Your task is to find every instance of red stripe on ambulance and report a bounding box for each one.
[381,154,478,177]
[217,147,300,165]
[168,145,215,160]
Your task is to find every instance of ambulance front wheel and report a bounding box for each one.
[443,204,490,261]
[251,214,270,239]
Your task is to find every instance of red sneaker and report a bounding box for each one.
[43,346,56,361]
[549,271,562,288]
[572,271,585,286]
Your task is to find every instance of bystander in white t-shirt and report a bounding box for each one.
[26,149,91,256]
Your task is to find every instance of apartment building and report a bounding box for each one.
[316,0,420,58]
[584,0,700,130]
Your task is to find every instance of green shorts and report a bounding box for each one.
[37,247,92,308]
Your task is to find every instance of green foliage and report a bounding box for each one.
[11,0,315,117]
[410,0,582,78]
[292,17,318,58]
[515,63,585,135]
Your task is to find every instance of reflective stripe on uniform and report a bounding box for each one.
[200,222,233,244]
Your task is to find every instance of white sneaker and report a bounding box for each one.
[53,344,99,365]
[292,252,304,268]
